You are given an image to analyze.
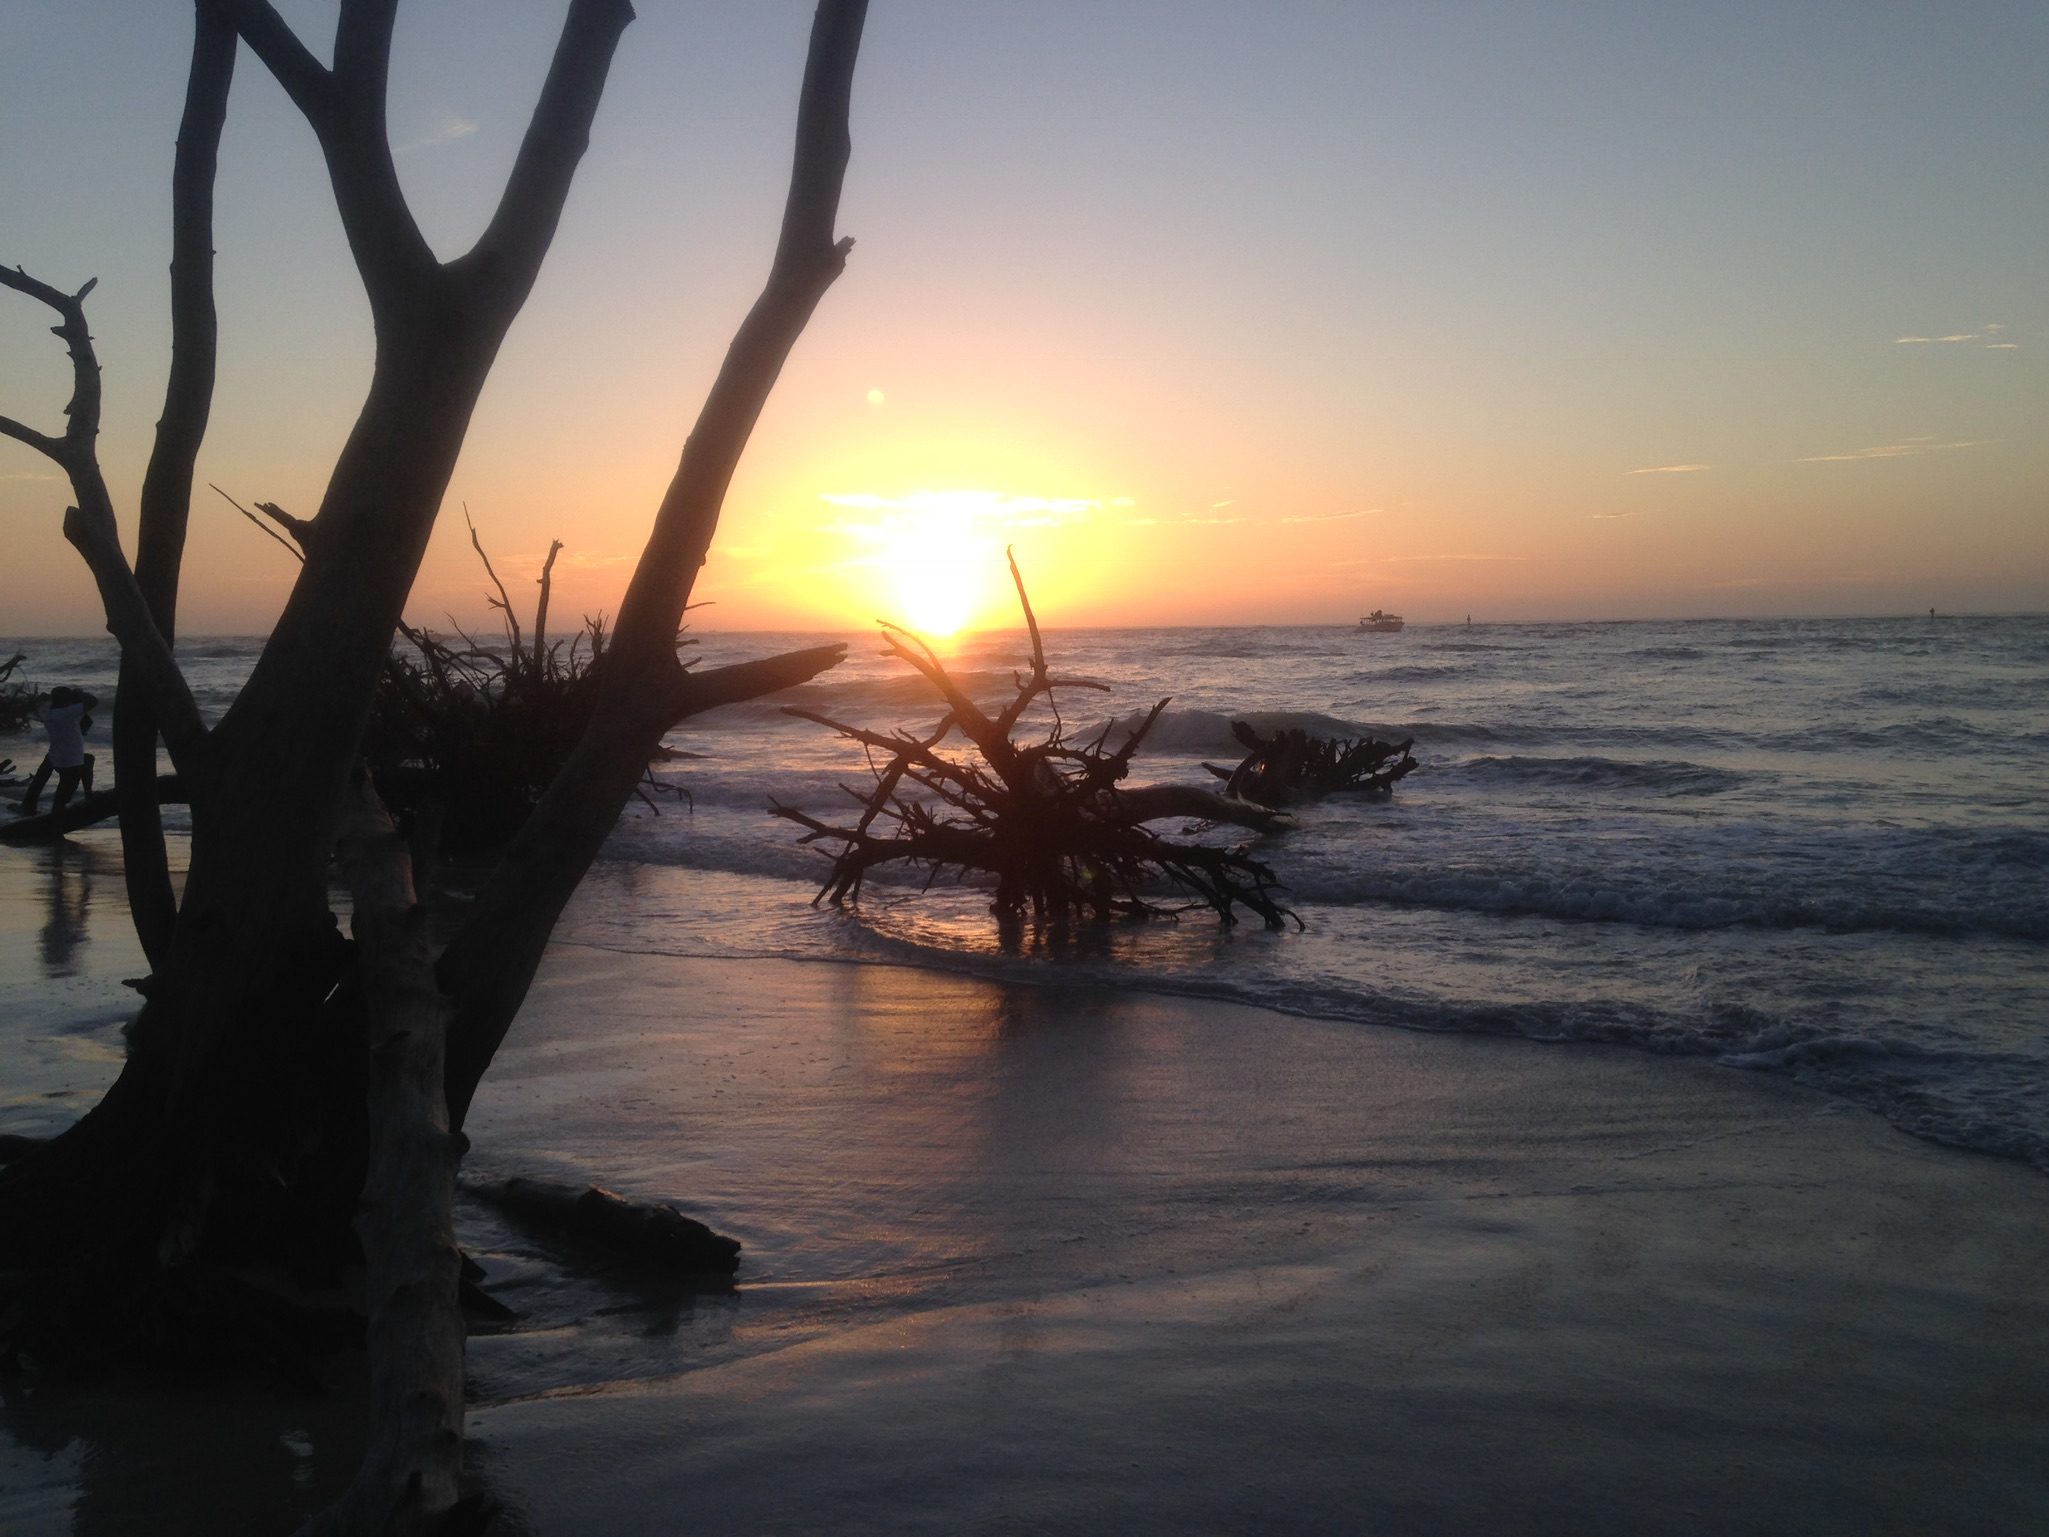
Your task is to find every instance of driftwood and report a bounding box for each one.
[462,1177,741,1279]
[776,554,1297,929]
[1203,721,1417,806]
[1,774,189,844]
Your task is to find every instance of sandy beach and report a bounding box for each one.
[4,837,2047,1534]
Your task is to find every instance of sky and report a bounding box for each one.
[2,1,2044,635]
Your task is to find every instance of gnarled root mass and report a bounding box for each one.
[775,553,1298,929]
[1204,721,1416,806]
[362,522,690,855]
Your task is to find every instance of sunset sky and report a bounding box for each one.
[2,1,2044,635]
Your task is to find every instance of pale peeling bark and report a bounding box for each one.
[306,772,466,1537]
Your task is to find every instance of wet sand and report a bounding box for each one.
[456,945,2049,1537]
[3,843,2048,1533]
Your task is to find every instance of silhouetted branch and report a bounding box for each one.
[532,539,563,673]
[213,485,305,561]
[0,265,208,776]
[439,0,869,1134]
[120,1,238,970]
[464,505,521,654]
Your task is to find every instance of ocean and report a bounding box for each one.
[4,614,2046,1170]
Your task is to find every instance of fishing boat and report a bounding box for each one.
[1356,610,1404,633]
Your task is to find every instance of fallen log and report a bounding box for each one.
[0,774,189,843]
[461,1176,741,1278]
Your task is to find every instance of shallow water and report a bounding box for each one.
[4,614,2046,1167]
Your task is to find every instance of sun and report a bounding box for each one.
[881,506,993,636]
[818,488,1101,636]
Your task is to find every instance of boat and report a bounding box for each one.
[1355,610,1404,633]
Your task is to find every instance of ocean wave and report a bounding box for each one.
[1286,867,2049,941]
[1628,645,1705,661]
[1444,755,1744,795]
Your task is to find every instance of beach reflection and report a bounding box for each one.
[35,839,96,977]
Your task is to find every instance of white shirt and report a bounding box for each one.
[43,702,87,768]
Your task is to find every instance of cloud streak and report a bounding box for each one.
[1629,464,1708,475]
[1382,554,1525,564]
[1798,437,1987,463]
[395,108,478,154]
[1278,507,1380,525]
[1896,323,2014,350]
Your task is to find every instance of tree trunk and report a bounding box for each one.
[301,772,466,1537]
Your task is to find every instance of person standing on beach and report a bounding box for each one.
[16,686,98,817]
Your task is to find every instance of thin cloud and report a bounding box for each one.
[1590,510,1637,520]
[1278,507,1379,525]
[1209,500,1235,509]
[395,108,478,154]
[1383,554,1525,564]
[1798,438,1987,463]
[1,471,59,481]
[1896,323,2012,348]
[1629,464,1708,475]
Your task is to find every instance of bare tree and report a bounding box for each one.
[0,0,867,1523]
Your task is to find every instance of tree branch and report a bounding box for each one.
[0,266,209,777]
[0,415,61,459]
[458,0,638,317]
[666,644,849,722]
[121,0,238,970]
[219,0,436,309]
[210,0,335,130]
[606,0,867,667]
[437,0,868,1129]
[532,539,563,671]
